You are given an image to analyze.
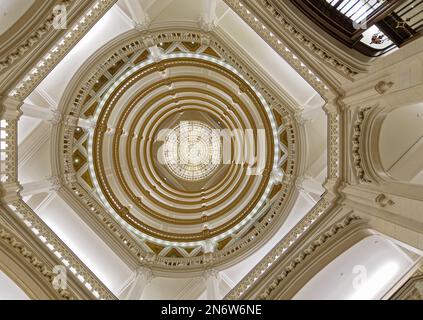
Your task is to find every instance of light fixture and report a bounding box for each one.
[163,121,221,181]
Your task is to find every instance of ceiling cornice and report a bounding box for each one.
[233,0,372,80]
[1,0,343,290]
[0,1,60,56]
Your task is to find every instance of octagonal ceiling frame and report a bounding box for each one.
[0,0,343,282]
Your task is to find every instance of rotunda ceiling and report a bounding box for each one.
[60,31,297,268]
[90,55,277,245]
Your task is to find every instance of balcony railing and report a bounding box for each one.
[290,0,423,56]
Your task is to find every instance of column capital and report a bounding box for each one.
[199,17,217,32]
[203,268,219,279]
[48,176,63,192]
[134,19,151,32]
[199,0,217,32]
[124,266,153,300]
[295,175,324,195]
[123,0,150,31]
[20,176,63,197]
[295,175,324,205]
[135,266,153,284]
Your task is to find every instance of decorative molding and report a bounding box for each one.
[222,0,342,187]
[225,198,331,299]
[0,1,72,72]
[6,199,116,299]
[0,0,343,295]
[8,0,117,101]
[375,81,394,95]
[328,110,340,180]
[0,96,22,120]
[0,119,19,196]
[352,106,372,183]
[0,1,120,299]
[224,0,360,80]
[391,270,423,300]
[224,0,331,96]
[375,193,395,208]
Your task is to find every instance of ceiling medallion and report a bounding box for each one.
[163,121,222,181]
